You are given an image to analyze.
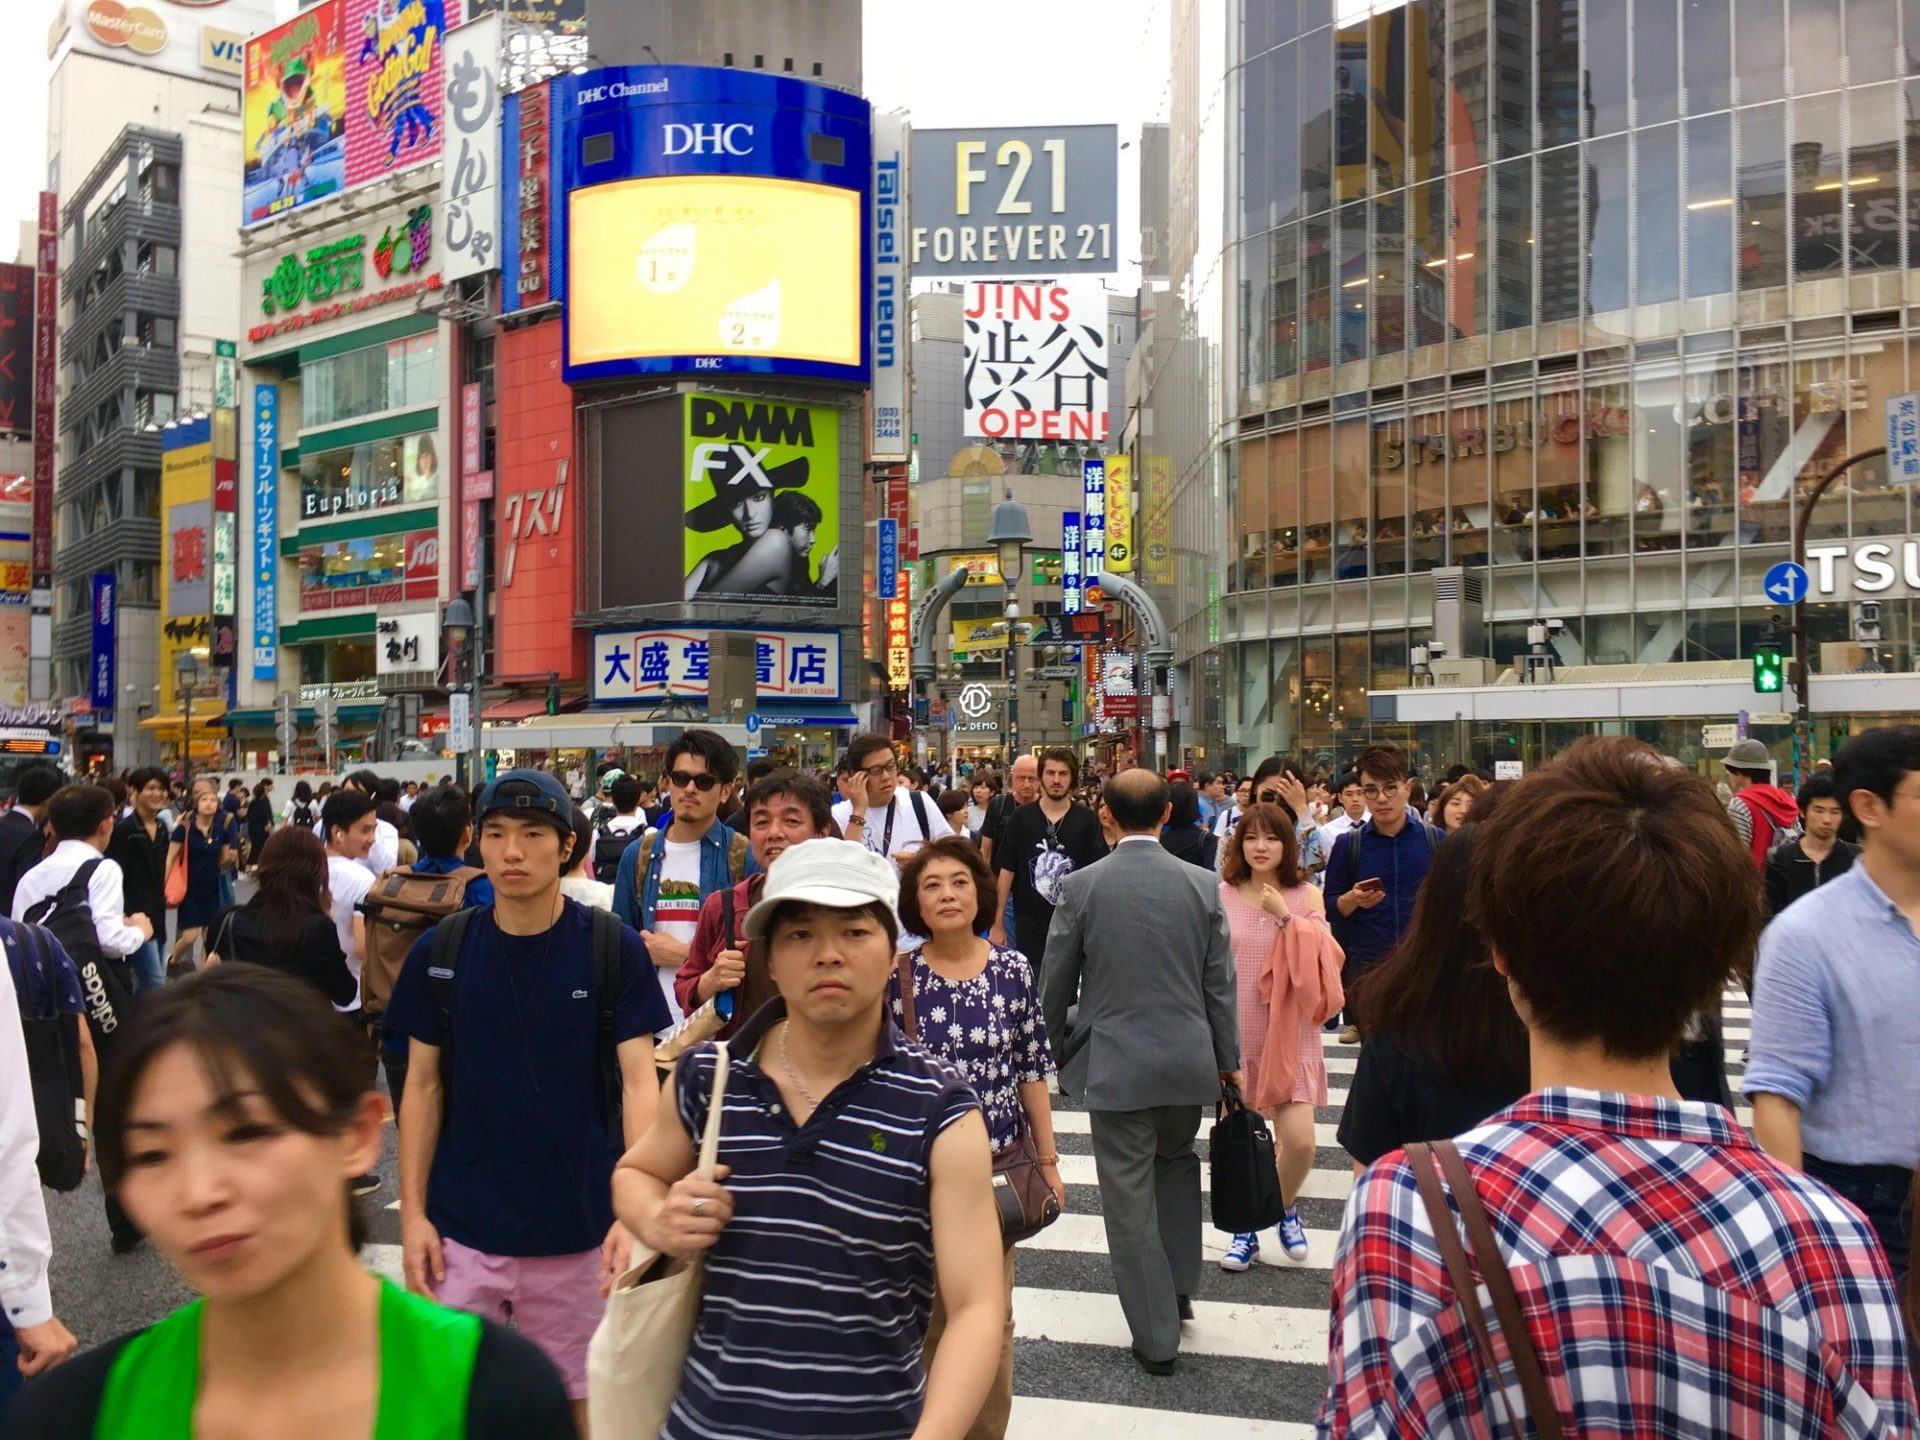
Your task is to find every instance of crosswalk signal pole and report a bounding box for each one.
[1792,446,1884,759]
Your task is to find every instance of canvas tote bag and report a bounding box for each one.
[587,1040,731,1437]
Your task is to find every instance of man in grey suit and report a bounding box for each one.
[1042,769,1242,1375]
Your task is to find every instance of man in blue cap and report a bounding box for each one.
[386,768,669,1431]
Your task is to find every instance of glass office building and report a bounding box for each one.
[1168,0,1920,773]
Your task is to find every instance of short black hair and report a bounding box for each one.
[1833,725,1920,822]
[345,768,381,795]
[125,766,169,796]
[744,757,777,787]
[664,727,738,785]
[1796,772,1844,813]
[227,778,245,790]
[408,785,471,858]
[1337,771,1364,793]
[1195,769,1218,788]
[1166,780,1201,827]
[843,733,896,772]
[609,775,645,813]
[321,790,378,844]
[47,784,114,841]
[1103,770,1169,831]
[14,764,64,808]
[375,777,402,805]
[742,768,832,832]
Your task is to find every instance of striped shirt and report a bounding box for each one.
[664,999,981,1440]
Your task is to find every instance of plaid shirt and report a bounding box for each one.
[1318,1088,1916,1438]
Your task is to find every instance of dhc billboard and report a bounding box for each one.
[548,66,872,387]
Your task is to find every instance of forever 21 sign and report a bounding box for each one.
[910,125,1118,278]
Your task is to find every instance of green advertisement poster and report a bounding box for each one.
[683,393,839,607]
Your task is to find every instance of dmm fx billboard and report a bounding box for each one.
[963,281,1109,441]
[683,394,838,608]
[910,125,1118,277]
[552,66,873,386]
[594,626,840,702]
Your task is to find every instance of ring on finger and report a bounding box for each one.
[692,1196,708,1216]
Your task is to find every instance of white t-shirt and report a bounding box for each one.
[831,790,954,862]
[326,854,374,1014]
[651,839,704,1023]
[1321,811,1361,845]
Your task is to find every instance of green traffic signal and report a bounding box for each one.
[1752,646,1785,694]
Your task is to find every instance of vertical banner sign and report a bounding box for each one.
[876,517,898,601]
[0,264,31,436]
[886,571,911,690]
[213,339,238,410]
[1104,454,1134,572]
[885,468,908,530]
[1143,454,1173,584]
[251,385,279,680]
[869,111,909,461]
[31,193,55,593]
[1887,392,1920,484]
[1062,510,1084,614]
[461,496,482,588]
[441,13,502,283]
[1083,458,1107,580]
[461,382,482,476]
[90,572,116,712]
[508,81,550,309]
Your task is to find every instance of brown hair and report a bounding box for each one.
[897,836,998,939]
[248,826,332,957]
[1467,736,1763,1059]
[1355,742,1408,786]
[1429,774,1488,827]
[1221,802,1306,887]
[1039,747,1079,785]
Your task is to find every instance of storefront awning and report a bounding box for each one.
[484,695,586,722]
[138,709,229,737]
[751,705,860,730]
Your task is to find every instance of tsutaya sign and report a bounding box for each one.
[1804,539,1920,599]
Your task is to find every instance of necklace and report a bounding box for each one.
[778,1022,820,1110]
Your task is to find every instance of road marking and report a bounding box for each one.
[1010,1396,1314,1438]
[1021,1211,1340,1269]
[1015,1285,1330,1365]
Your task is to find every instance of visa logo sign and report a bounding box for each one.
[200,25,244,76]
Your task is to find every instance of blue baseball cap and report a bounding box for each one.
[475,768,573,834]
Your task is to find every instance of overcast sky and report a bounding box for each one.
[0,0,1158,269]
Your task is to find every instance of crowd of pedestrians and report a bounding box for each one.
[1,723,1919,1436]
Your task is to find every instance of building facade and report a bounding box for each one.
[1150,0,1920,778]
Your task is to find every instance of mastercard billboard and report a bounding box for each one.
[547,66,871,387]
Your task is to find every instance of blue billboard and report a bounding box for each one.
[540,66,872,387]
[90,571,116,713]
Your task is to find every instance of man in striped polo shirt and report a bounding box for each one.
[617,838,1007,1438]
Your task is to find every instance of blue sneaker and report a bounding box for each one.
[1220,1231,1259,1272]
[1278,1207,1309,1263]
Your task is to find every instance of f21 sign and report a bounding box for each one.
[911,125,1117,277]
[963,281,1110,442]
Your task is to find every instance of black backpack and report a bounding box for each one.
[9,922,87,1192]
[426,904,627,1136]
[22,858,136,1066]
[594,825,644,885]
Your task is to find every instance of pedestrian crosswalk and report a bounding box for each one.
[364,999,1755,1435]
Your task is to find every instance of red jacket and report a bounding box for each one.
[673,874,770,1039]
[1732,784,1802,869]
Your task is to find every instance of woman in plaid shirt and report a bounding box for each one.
[1318,738,1915,1438]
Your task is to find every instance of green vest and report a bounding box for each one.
[95,1279,482,1438]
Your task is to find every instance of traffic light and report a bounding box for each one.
[1753,645,1785,695]
[545,671,560,716]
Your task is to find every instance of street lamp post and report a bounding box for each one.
[987,490,1033,770]
[443,597,479,790]
[176,652,201,787]
[1791,445,1886,761]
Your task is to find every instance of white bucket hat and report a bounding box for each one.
[743,837,900,943]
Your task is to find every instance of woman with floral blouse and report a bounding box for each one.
[894,836,1062,1440]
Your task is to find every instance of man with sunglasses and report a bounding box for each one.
[831,733,953,865]
[1322,743,1440,1043]
[611,729,752,1023]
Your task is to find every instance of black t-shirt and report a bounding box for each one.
[0,808,44,918]
[3,1315,578,1439]
[1335,1031,1527,1167]
[992,801,1108,956]
[208,900,358,1009]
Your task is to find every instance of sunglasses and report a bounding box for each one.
[668,769,721,791]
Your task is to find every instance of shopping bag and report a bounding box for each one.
[586,1041,729,1438]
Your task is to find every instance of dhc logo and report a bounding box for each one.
[662,122,753,157]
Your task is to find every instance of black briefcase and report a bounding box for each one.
[1209,1084,1285,1233]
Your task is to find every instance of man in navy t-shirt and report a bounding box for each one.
[388,768,666,1429]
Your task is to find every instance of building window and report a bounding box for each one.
[136,241,177,277]
[302,333,438,429]
[298,431,440,521]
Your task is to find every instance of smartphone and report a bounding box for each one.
[1355,877,1385,893]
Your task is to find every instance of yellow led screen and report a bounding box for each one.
[568,174,862,371]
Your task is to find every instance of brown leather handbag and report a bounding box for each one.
[895,953,1061,1243]
[1405,1140,1568,1440]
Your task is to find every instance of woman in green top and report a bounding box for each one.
[4,966,575,1439]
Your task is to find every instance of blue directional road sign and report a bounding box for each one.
[1763,561,1810,606]
[745,712,763,735]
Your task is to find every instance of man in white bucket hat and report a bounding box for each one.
[615,838,1006,1438]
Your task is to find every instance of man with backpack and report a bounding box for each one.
[367,786,491,1125]
[0,765,61,918]
[832,732,954,864]
[387,769,668,1429]
[590,774,650,886]
[4,913,93,1196]
[11,784,151,1253]
[1723,739,1803,871]
[673,769,833,1039]
[610,728,752,1024]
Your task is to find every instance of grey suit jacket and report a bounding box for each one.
[1041,837,1239,1111]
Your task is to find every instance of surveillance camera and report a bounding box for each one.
[1545,617,1566,635]
[1427,641,1449,659]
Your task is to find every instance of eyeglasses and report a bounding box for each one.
[861,761,900,780]
[1361,782,1402,800]
[668,769,720,792]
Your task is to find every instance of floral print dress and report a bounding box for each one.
[891,944,1055,1154]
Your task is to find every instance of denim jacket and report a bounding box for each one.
[611,820,754,933]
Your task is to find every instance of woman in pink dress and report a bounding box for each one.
[1216,802,1343,1269]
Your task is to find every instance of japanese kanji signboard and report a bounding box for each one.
[962,280,1109,442]
[593,627,840,702]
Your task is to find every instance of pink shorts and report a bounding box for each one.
[437,1237,604,1399]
